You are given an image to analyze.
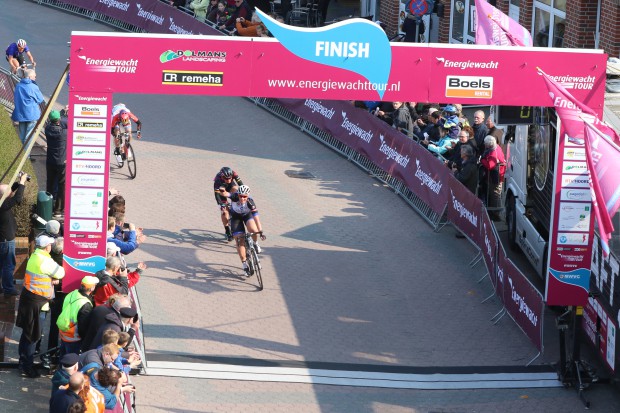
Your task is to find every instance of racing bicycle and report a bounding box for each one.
[114,131,137,179]
[243,232,264,291]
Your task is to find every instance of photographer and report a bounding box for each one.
[0,171,29,297]
[106,215,143,256]
[93,256,130,306]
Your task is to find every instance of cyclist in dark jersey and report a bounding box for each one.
[213,167,243,241]
[218,185,265,276]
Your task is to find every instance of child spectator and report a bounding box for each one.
[211,1,230,27]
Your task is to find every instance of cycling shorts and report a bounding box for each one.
[113,123,132,134]
[230,211,256,236]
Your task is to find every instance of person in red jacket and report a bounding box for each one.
[93,256,141,306]
[479,135,506,221]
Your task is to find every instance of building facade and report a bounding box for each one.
[376,0,620,57]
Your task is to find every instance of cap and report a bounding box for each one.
[35,234,55,248]
[45,220,61,236]
[119,307,137,319]
[49,110,61,121]
[59,353,79,368]
[428,108,438,115]
[81,275,99,287]
[106,242,120,253]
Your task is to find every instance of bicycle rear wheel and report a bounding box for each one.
[126,143,137,179]
[250,248,263,291]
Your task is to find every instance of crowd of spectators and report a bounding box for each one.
[356,100,507,225]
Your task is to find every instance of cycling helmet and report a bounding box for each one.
[443,105,457,115]
[220,167,233,179]
[237,185,250,195]
[16,39,26,48]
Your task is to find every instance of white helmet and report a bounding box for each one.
[237,185,250,195]
[17,39,26,48]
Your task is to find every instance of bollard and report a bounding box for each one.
[35,191,53,230]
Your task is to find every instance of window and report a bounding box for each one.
[532,0,566,48]
[450,0,476,44]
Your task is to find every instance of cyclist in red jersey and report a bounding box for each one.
[110,105,142,158]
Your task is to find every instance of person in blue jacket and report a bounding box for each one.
[11,69,44,144]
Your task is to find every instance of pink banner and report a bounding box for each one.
[498,248,544,351]
[62,92,112,292]
[69,32,607,110]
[480,211,499,289]
[474,0,533,47]
[447,177,484,244]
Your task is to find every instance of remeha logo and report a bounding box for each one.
[160,50,226,64]
[446,76,493,99]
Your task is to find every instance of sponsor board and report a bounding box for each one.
[69,188,105,218]
[72,160,106,174]
[73,118,107,132]
[378,135,410,167]
[557,202,591,231]
[340,111,374,143]
[560,188,591,202]
[547,74,596,90]
[77,54,138,74]
[557,232,590,246]
[160,49,227,63]
[73,103,107,117]
[162,70,223,86]
[565,135,585,146]
[560,174,590,188]
[69,219,103,232]
[71,174,105,188]
[445,75,493,99]
[72,146,106,160]
[73,132,107,146]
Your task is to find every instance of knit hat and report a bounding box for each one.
[45,220,61,236]
[49,110,61,121]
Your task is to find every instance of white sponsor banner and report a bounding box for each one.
[72,146,106,160]
[562,161,588,175]
[70,188,105,218]
[73,117,106,132]
[73,103,107,118]
[560,188,592,202]
[563,147,586,161]
[557,232,590,246]
[564,134,584,147]
[71,174,105,188]
[73,132,107,146]
[560,174,590,188]
[72,160,106,174]
[69,219,103,233]
[557,202,591,231]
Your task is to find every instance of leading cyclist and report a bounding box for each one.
[110,103,142,159]
[214,167,243,241]
[5,39,36,74]
[218,185,265,276]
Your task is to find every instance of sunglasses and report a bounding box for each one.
[238,195,248,198]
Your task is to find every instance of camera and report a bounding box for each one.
[123,223,130,229]
[18,171,31,182]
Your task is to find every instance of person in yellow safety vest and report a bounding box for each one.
[57,275,99,356]
[16,234,65,379]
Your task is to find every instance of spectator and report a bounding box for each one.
[107,216,139,255]
[168,0,188,8]
[373,102,395,126]
[402,14,425,43]
[390,101,414,138]
[47,234,64,358]
[426,123,457,157]
[486,115,504,145]
[93,256,130,306]
[11,69,44,145]
[453,145,479,195]
[81,294,131,352]
[223,0,252,31]
[440,105,461,140]
[445,126,477,171]
[51,353,80,397]
[45,110,67,218]
[67,399,87,413]
[190,0,209,22]
[255,23,269,37]
[0,172,29,297]
[81,354,132,410]
[209,0,230,25]
[405,102,420,123]
[77,374,105,413]
[480,135,506,221]
[106,242,146,290]
[50,372,84,413]
[90,307,139,352]
[236,14,262,37]
[16,234,65,378]
[57,276,98,355]
[454,103,470,128]
[418,110,442,147]
[472,110,489,152]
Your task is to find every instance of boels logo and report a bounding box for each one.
[445,76,493,99]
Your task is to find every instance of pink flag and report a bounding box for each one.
[474,0,533,47]
[584,123,620,256]
[538,68,620,144]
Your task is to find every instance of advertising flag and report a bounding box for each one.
[474,0,533,47]
[538,68,620,143]
[584,123,620,256]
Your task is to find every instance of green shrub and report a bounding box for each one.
[0,108,38,237]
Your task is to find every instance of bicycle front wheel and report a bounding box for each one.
[126,143,137,179]
[250,248,263,291]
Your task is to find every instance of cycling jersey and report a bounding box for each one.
[5,42,29,58]
[110,110,141,132]
[229,193,257,215]
[213,171,243,204]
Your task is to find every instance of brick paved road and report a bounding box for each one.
[1,1,619,412]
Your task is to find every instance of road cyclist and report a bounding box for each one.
[217,185,266,276]
[5,39,36,74]
[110,103,142,166]
[213,167,243,241]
